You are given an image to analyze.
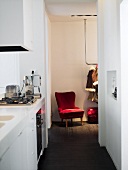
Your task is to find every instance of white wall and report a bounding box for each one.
[19,0,46,97]
[45,13,52,128]
[86,19,98,64]
[51,19,98,121]
[97,0,106,146]
[0,53,20,94]
[120,0,128,169]
[98,0,121,169]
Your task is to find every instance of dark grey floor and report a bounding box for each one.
[38,121,117,170]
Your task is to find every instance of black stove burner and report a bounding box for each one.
[0,96,36,105]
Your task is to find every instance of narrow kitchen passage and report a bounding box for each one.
[38,122,116,170]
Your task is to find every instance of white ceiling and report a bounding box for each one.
[44,0,97,21]
[45,0,96,3]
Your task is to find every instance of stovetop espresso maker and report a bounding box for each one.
[23,71,41,98]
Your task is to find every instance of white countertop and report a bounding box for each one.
[0,97,45,158]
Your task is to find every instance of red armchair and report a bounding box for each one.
[55,91,84,127]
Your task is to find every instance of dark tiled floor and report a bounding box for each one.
[38,121,117,170]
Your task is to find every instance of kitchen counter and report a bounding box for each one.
[0,97,45,159]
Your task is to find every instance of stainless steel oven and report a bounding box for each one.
[36,112,43,159]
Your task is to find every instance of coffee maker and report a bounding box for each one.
[23,71,41,98]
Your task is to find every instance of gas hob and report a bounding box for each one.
[0,96,37,106]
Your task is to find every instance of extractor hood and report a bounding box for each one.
[0,46,29,52]
[0,0,33,52]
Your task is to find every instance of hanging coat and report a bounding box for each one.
[86,69,94,88]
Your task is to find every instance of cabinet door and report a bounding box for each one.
[9,134,22,170]
[9,128,28,170]
[0,148,11,170]
[20,128,28,170]
[27,112,37,170]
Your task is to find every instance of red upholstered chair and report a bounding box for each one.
[55,91,84,127]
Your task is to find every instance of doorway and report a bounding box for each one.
[45,2,98,127]
[49,18,98,123]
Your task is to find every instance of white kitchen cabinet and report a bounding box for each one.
[9,112,38,170]
[9,127,28,170]
[0,98,47,170]
[0,148,10,170]
[20,128,28,170]
[0,112,40,170]
[0,125,28,170]
[27,112,37,170]
[9,134,22,170]
[0,0,33,51]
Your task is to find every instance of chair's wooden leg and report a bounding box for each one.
[81,117,83,125]
[66,119,68,128]
[61,119,63,122]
